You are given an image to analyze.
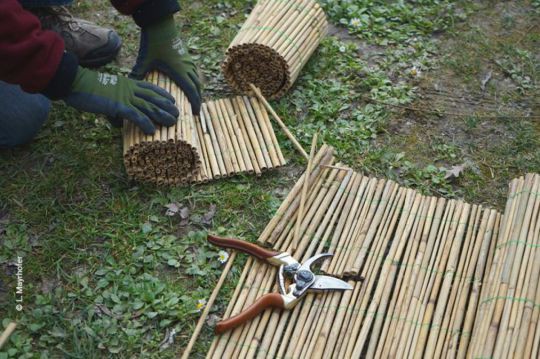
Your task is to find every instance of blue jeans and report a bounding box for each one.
[19,0,73,7]
[0,82,51,148]
[1,1,73,148]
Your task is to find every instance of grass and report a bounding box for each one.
[0,0,538,357]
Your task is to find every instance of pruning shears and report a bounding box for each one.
[207,234,353,334]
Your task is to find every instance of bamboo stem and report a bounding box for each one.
[0,322,16,349]
[249,83,309,160]
[182,252,236,359]
[293,132,318,250]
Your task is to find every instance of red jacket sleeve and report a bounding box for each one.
[0,0,67,93]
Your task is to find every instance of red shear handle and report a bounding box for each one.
[207,234,279,260]
[215,293,285,334]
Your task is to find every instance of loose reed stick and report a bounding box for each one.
[262,148,334,246]
[0,322,16,349]
[206,256,256,358]
[293,132,318,250]
[257,145,331,246]
[182,252,236,359]
[322,164,352,172]
[249,83,309,160]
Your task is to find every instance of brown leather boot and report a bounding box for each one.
[32,6,122,68]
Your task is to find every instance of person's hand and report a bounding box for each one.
[131,15,201,115]
[63,67,179,134]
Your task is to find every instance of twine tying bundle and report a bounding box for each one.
[222,0,328,99]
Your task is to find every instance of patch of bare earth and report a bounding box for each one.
[379,1,539,208]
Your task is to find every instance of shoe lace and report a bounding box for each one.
[40,6,81,32]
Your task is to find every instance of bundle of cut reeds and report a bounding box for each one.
[222,0,328,98]
[123,72,201,185]
[123,72,286,185]
[469,173,540,359]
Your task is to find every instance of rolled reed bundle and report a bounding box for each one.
[222,0,328,98]
[123,72,286,185]
[205,150,540,358]
[123,72,202,185]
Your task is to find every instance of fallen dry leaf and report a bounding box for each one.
[179,207,190,220]
[481,70,492,91]
[165,203,181,216]
[444,164,465,180]
[159,328,177,350]
[201,204,217,226]
[179,206,190,226]
[206,313,220,327]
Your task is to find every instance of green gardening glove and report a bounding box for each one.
[63,67,179,134]
[131,15,202,115]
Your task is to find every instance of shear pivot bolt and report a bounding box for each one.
[284,263,300,275]
[296,270,314,282]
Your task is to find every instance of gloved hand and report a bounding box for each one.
[63,67,179,134]
[131,15,201,115]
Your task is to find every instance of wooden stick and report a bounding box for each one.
[293,132,318,250]
[322,164,352,172]
[182,252,236,359]
[0,322,16,349]
[249,83,309,160]
[261,147,334,246]
[207,257,254,358]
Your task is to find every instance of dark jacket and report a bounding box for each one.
[0,0,179,99]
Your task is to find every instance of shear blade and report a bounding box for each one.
[300,253,333,271]
[309,275,353,291]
